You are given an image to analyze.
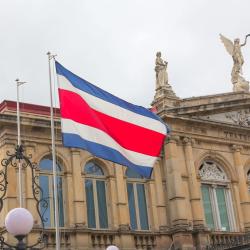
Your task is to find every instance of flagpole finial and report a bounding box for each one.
[15,79,26,87]
[47,52,57,60]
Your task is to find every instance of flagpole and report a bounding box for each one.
[47,52,60,250]
[15,79,26,208]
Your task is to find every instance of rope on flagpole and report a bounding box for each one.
[47,52,60,250]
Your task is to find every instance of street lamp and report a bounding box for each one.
[5,208,34,249]
[0,145,48,249]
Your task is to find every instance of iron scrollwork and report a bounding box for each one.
[0,145,48,249]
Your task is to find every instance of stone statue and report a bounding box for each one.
[155,52,168,88]
[220,34,250,92]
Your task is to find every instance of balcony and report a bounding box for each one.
[206,232,250,250]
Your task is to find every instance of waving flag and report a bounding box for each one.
[55,61,168,178]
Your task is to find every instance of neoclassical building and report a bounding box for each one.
[1,65,250,249]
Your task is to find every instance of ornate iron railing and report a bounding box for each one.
[0,145,48,249]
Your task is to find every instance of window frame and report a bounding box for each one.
[39,156,65,228]
[247,170,250,193]
[200,161,236,232]
[83,161,109,230]
[126,170,150,231]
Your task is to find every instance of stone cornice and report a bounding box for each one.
[162,113,250,129]
[0,113,61,129]
[165,92,250,115]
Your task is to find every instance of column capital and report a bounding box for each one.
[231,144,243,153]
[182,137,195,146]
[70,148,81,155]
[167,135,180,144]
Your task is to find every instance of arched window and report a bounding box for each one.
[126,168,149,230]
[84,161,108,229]
[247,170,250,192]
[199,161,235,231]
[39,156,64,228]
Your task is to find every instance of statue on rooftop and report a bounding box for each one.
[155,51,168,89]
[220,34,250,92]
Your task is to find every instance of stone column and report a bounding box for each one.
[232,145,250,230]
[0,143,18,244]
[232,182,245,231]
[4,143,18,212]
[164,137,189,229]
[24,144,39,222]
[148,178,159,230]
[114,165,135,249]
[182,137,204,229]
[114,165,130,231]
[152,161,168,230]
[108,170,118,229]
[164,136,198,249]
[71,148,85,227]
[24,143,41,245]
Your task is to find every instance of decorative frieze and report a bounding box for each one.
[199,162,228,182]
[224,131,250,142]
[225,110,250,127]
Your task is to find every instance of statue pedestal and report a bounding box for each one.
[152,85,180,111]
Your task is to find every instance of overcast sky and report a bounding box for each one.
[1,0,250,108]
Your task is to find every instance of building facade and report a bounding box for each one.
[0,82,250,249]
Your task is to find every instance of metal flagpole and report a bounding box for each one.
[15,79,26,208]
[47,52,60,250]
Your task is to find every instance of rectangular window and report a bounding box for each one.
[40,175,65,228]
[127,183,137,230]
[57,176,64,227]
[85,179,96,228]
[39,175,51,227]
[136,184,149,230]
[201,185,215,230]
[216,187,230,231]
[96,180,108,228]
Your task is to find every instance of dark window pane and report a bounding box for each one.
[85,179,96,228]
[136,184,149,230]
[57,177,64,227]
[39,175,51,227]
[216,187,230,231]
[126,168,143,179]
[40,157,61,172]
[201,185,215,230]
[84,162,104,176]
[96,181,108,228]
[127,183,137,230]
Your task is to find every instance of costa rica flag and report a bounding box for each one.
[55,61,169,178]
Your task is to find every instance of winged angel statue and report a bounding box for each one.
[220,34,250,92]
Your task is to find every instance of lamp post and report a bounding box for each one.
[5,208,34,249]
[0,145,48,249]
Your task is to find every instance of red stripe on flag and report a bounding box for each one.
[59,89,165,157]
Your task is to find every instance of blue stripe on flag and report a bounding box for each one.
[62,133,153,178]
[55,61,163,122]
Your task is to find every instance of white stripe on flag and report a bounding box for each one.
[62,118,156,167]
[58,75,166,134]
